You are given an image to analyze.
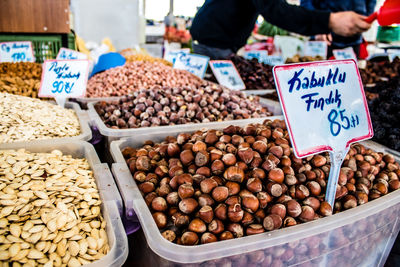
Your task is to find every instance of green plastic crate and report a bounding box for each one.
[0,33,76,63]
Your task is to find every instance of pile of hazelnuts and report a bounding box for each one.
[121,119,400,246]
[94,84,271,129]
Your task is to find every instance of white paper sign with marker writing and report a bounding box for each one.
[173,53,209,78]
[304,41,327,59]
[333,47,357,61]
[164,48,190,64]
[57,48,88,60]
[39,60,90,107]
[244,50,268,63]
[0,41,35,62]
[210,60,245,90]
[273,60,373,207]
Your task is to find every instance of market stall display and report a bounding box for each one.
[229,55,275,90]
[119,119,400,245]
[0,62,42,98]
[0,93,83,144]
[93,85,271,129]
[86,61,206,98]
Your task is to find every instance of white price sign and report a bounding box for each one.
[164,48,190,63]
[244,50,268,63]
[57,48,88,60]
[263,55,284,66]
[39,60,90,107]
[333,47,357,61]
[210,60,245,90]
[273,60,373,207]
[304,41,327,59]
[0,41,35,62]
[173,53,209,78]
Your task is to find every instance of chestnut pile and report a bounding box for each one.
[94,85,271,129]
[360,57,400,85]
[122,119,400,246]
[229,55,275,89]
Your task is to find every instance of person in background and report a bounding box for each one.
[300,0,376,58]
[190,0,373,60]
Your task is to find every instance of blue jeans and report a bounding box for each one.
[192,42,234,60]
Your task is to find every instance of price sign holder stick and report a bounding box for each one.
[55,96,67,108]
[325,148,349,207]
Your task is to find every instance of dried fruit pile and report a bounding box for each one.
[229,55,275,89]
[86,61,206,97]
[94,85,271,129]
[0,149,109,266]
[0,93,81,144]
[122,119,400,245]
[360,57,400,85]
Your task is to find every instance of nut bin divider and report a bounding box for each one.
[109,119,400,263]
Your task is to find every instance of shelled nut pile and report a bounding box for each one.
[229,55,275,89]
[0,149,109,266]
[86,61,206,97]
[124,54,172,67]
[285,55,324,63]
[0,92,81,143]
[122,119,400,246]
[0,62,42,98]
[94,85,271,129]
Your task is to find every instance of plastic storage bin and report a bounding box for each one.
[0,140,128,266]
[109,118,400,266]
[0,33,76,63]
[0,101,92,148]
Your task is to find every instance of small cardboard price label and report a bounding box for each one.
[210,60,245,90]
[333,47,357,61]
[173,53,209,78]
[273,60,373,206]
[244,50,268,63]
[39,60,90,107]
[56,48,88,60]
[0,41,35,62]
[164,48,190,64]
[262,55,284,66]
[304,41,327,59]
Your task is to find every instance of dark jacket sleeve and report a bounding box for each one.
[252,0,331,36]
[366,0,377,15]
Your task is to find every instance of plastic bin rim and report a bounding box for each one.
[111,137,400,264]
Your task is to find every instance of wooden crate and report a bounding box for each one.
[0,0,70,34]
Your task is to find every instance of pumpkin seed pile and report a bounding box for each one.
[0,92,81,144]
[0,149,109,266]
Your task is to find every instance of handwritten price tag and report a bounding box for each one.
[333,47,357,61]
[0,41,35,62]
[164,48,190,64]
[173,53,209,78]
[244,50,268,63]
[210,60,245,90]
[57,48,88,60]
[39,60,90,107]
[273,60,373,207]
[304,41,327,59]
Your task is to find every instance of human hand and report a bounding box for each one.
[315,34,332,45]
[329,11,371,36]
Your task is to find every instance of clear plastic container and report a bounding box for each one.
[0,101,92,148]
[0,140,128,266]
[109,120,400,266]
